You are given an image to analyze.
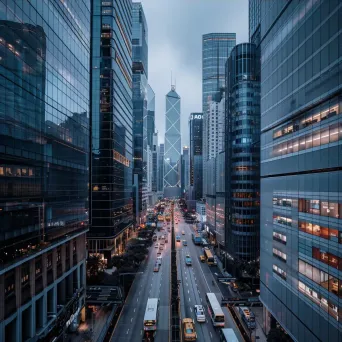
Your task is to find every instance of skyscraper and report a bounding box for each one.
[202,33,236,198]
[89,0,133,262]
[147,84,155,150]
[189,113,203,201]
[152,132,159,193]
[0,1,90,339]
[132,2,148,224]
[181,146,190,198]
[164,86,181,198]
[158,143,165,192]
[254,1,342,341]
[225,43,260,274]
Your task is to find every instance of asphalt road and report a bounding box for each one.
[174,207,245,342]
[110,226,171,342]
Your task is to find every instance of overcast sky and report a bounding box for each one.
[138,0,249,146]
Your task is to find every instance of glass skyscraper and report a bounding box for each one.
[147,84,155,151]
[202,33,236,198]
[253,1,342,341]
[164,86,181,198]
[0,1,90,340]
[132,2,148,224]
[189,113,203,201]
[225,43,260,274]
[89,0,133,262]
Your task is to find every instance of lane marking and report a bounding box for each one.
[210,332,213,339]
[133,308,136,312]
[188,290,189,294]
[131,318,133,322]
[189,297,191,302]
[137,298,139,302]
[126,329,130,334]
[190,307,192,312]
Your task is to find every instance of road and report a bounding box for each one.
[110,227,171,342]
[174,207,245,342]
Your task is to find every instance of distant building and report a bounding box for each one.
[181,146,190,199]
[158,143,164,192]
[189,113,203,201]
[202,33,236,197]
[164,86,181,198]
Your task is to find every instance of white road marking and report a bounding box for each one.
[210,332,213,339]
[190,307,192,312]
[137,298,139,302]
[188,290,189,294]
[134,308,136,312]
[126,329,130,334]
[200,298,202,302]
[131,318,133,322]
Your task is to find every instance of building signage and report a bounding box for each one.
[191,114,203,120]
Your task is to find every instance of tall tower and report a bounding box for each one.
[164,85,181,198]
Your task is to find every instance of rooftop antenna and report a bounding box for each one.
[171,70,175,91]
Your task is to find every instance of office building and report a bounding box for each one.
[202,33,236,196]
[147,85,155,150]
[181,146,190,199]
[189,113,203,202]
[132,2,148,224]
[0,1,90,340]
[152,133,159,193]
[254,1,342,341]
[158,143,164,192]
[89,0,133,262]
[225,43,260,274]
[164,86,181,198]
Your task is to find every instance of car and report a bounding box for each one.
[176,235,181,242]
[194,305,205,322]
[153,264,160,272]
[176,222,178,225]
[183,240,187,246]
[199,255,205,263]
[182,231,185,235]
[185,255,192,266]
[231,282,238,292]
[159,245,164,250]
[157,256,162,264]
[182,318,197,341]
[155,243,159,248]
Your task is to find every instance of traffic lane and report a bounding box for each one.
[181,222,246,342]
[181,244,220,342]
[178,247,213,342]
[111,243,160,342]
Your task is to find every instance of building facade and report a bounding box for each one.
[164,86,181,198]
[147,84,155,151]
[132,2,148,224]
[189,113,203,201]
[181,146,190,199]
[254,1,342,341]
[202,33,236,197]
[0,1,90,340]
[89,0,133,262]
[158,143,164,192]
[225,43,260,274]
[152,132,159,193]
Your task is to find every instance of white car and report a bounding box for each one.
[194,305,205,322]
[155,243,159,248]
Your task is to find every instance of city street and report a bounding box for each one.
[174,207,245,342]
[110,227,170,342]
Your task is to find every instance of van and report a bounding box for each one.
[157,256,162,264]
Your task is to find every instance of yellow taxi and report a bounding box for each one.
[183,318,197,341]
[199,255,205,263]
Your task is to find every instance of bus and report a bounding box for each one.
[143,298,159,331]
[206,293,225,327]
[158,215,164,222]
[219,328,238,342]
[203,248,215,265]
[192,233,202,245]
[239,306,256,329]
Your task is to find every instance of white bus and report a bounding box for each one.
[219,328,238,342]
[143,298,159,331]
[206,293,225,327]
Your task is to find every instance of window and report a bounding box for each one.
[273,264,286,279]
[273,231,287,244]
[273,248,287,262]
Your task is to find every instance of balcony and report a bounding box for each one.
[47,269,54,285]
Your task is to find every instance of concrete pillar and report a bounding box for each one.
[42,253,47,288]
[42,293,47,327]
[0,274,4,321]
[15,267,21,309]
[16,312,22,342]
[61,243,66,273]
[29,259,35,297]
[52,248,57,281]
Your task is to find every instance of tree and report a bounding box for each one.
[87,256,105,284]
[267,328,292,342]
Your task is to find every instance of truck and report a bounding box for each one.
[192,233,202,245]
